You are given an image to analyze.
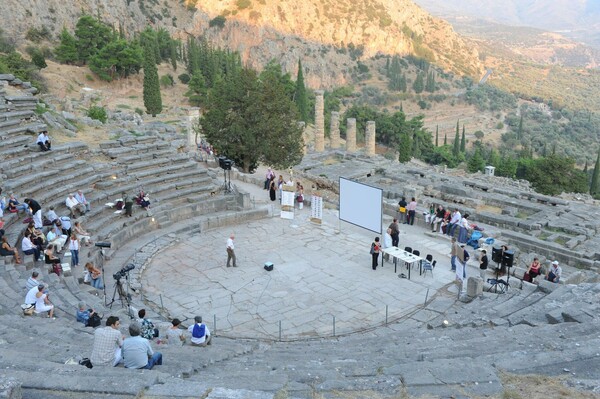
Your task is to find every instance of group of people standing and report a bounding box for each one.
[264,168,304,207]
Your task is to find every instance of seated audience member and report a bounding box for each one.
[76,302,97,325]
[138,309,159,340]
[1,236,22,264]
[122,322,163,370]
[36,130,51,151]
[26,222,46,251]
[85,262,104,289]
[188,315,211,347]
[90,316,123,367]
[45,207,58,225]
[66,193,85,218]
[523,257,542,283]
[24,198,42,229]
[58,215,72,238]
[26,271,42,291]
[46,223,67,253]
[21,231,41,261]
[44,244,62,266]
[546,260,562,283]
[458,213,471,244]
[431,205,446,233]
[136,190,151,210]
[34,284,54,318]
[25,284,41,306]
[165,318,186,346]
[75,190,91,212]
[74,221,92,246]
[8,194,28,214]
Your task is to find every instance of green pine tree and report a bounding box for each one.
[460,125,466,152]
[294,59,309,122]
[55,27,79,64]
[413,72,424,94]
[453,120,460,156]
[590,150,600,195]
[143,41,162,117]
[398,130,412,163]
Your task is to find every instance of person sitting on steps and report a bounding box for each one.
[1,236,22,264]
[188,315,212,347]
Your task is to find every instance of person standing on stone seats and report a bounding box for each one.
[90,316,123,367]
[406,197,417,225]
[24,198,43,229]
[388,218,400,247]
[398,197,408,224]
[450,237,459,272]
[479,249,489,281]
[226,233,237,267]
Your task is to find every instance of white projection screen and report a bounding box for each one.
[339,177,383,234]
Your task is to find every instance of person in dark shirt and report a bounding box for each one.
[479,249,489,281]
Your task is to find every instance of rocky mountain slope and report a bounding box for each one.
[1,0,482,89]
[414,0,600,50]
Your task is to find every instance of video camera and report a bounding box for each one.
[113,264,135,281]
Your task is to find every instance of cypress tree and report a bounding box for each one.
[583,160,588,174]
[444,133,447,145]
[453,120,460,156]
[413,72,424,93]
[143,41,162,117]
[435,125,439,147]
[170,41,177,71]
[590,150,600,195]
[517,115,524,140]
[294,59,309,122]
[460,125,466,152]
[398,130,412,163]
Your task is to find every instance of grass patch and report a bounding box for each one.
[116,104,132,109]
[128,95,138,99]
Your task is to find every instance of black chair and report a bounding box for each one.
[412,250,420,257]
[404,247,412,253]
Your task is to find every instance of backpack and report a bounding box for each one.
[463,249,470,262]
[370,243,375,255]
[53,263,63,276]
[86,312,102,328]
[192,323,206,338]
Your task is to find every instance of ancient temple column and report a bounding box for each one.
[187,107,200,147]
[330,111,340,149]
[346,118,357,152]
[314,90,325,152]
[365,120,376,156]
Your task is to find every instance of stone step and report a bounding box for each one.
[124,153,189,174]
[0,122,46,139]
[0,134,30,148]
[0,117,20,130]
[8,160,87,190]
[2,153,73,179]
[117,148,176,165]
[0,109,35,122]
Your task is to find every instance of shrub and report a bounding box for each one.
[236,0,251,9]
[178,73,190,84]
[87,106,108,123]
[496,122,504,129]
[160,74,174,87]
[135,107,144,115]
[209,15,226,28]
[25,26,52,43]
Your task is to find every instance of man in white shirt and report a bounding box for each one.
[187,316,211,347]
[546,260,562,283]
[36,131,51,151]
[447,209,462,237]
[74,190,91,212]
[65,193,85,218]
[226,233,236,267]
[21,232,41,261]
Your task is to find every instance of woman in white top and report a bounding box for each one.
[35,286,54,317]
[69,234,80,268]
[73,221,92,246]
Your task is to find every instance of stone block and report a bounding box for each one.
[537,279,560,294]
[0,375,22,399]
[561,307,594,323]
[0,73,15,81]
[466,276,483,298]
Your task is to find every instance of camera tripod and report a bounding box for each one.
[107,277,132,310]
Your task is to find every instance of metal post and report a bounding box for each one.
[213,314,217,335]
[333,316,336,337]
[424,288,429,306]
[159,294,163,309]
[278,320,282,340]
[385,305,388,326]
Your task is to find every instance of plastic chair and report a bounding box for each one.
[412,250,420,257]
[422,261,434,277]
[404,246,412,253]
